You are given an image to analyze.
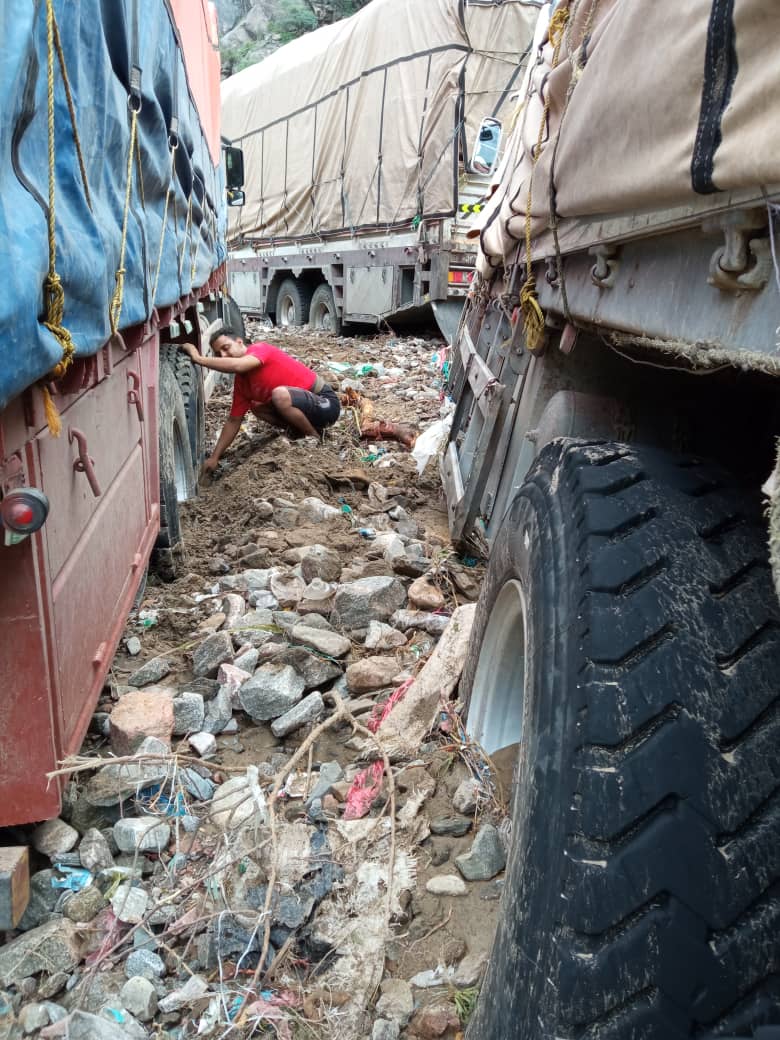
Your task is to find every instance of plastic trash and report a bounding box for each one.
[358,528,377,540]
[52,865,93,892]
[411,414,454,474]
[137,609,158,628]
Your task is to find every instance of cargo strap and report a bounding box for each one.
[519,3,569,355]
[40,0,83,437]
[152,140,178,304]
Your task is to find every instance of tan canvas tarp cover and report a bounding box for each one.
[475,0,780,277]
[222,0,541,243]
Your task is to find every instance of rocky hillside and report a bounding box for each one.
[216,0,371,77]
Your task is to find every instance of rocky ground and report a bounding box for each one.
[0,327,513,1040]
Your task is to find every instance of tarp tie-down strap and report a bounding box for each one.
[109,106,139,336]
[151,140,179,305]
[520,3,569,354]
[40,0,79,437]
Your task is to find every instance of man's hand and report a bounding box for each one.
[180,342,200,361]
[202,456,219,475]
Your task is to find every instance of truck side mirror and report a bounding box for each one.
[224,146,245,190]
[470,118,502,176]
[227,188,246,208]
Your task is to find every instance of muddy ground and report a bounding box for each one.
[7,324,511,1040]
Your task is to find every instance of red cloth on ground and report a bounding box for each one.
[229,342,317,418]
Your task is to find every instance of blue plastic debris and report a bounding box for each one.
[52,865,93,892]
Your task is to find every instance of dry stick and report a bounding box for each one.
[46,750,247,782]
[236,691,397,1023]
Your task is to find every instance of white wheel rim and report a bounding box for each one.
[280,295,296,326]
[468,579,527,753]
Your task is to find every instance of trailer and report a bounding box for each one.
[0,0,243,840]
[443,1,780,1036]
[222,0,542,339]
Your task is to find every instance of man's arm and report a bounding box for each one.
[204,415,243,472]
[179,343,260,375]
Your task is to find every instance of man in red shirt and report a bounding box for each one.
[181,326,340,474]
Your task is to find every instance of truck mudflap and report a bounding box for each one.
[442,293,527,549]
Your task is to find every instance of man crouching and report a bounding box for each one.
[180,326,340,474]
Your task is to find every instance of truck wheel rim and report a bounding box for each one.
[173,423,190,501]
[312,301,332,330]
[468,579,527,754]
[280,296,295,326]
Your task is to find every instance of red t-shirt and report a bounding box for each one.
[230,343,317,418]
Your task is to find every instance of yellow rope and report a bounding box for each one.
[179,190,193,279]
[109,106,138,335]
[520,3,570,353]
[40,0,78,437]
[152,143,178,304]
[51,12,91,210]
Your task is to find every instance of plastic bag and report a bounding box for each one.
[411,414,453,475]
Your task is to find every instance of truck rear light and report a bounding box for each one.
[0,489,50,538]
[448,269,474,285]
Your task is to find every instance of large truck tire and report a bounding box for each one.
[160,343,206,467]
[309,283,342,335]
[275,278,313,327]
[154,358,197,580]
[462,440,780,1040]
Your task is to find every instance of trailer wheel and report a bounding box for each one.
[160,344,205,467]
[463,440,780,1040]
[275,278,312,327]
[154,359,196,580]
[309,284,341,335]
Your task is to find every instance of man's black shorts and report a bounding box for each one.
[287,383,341,430]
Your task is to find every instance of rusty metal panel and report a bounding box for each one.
[0,332,160,825]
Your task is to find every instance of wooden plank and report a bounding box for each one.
[0,847,29,929]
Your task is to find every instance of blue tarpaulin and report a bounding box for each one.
[0,0,226,412]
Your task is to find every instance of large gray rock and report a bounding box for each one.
[229,608,275,648]
[114,817,170,854]
[110,883,149,924]
[291,624,350,659]
[365,621,407,650]
[192,632,234,679]
[63,884,106,922]
[83,735,170,808]
[127,658,171,687]
[17,870,60,931]
[453,777,481,815]
[270,692,325,738]
[455,824,506,881]
[202,685,233,734]
[79,828,115,872]
[299,544,342,584]
[332,577,406,629]
[32,818,79,860]
[220,568,272,593]
[345,656,402,693]
[172,691,205,735]
[56,1010,136,1040]
[0,919,82,986]
[239,664,305,722]
[270,647,342,690]
[125,949,165,980]
[376,978,414,1027]
[120,976,157,1022]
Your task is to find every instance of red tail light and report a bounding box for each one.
[1,489,50,537]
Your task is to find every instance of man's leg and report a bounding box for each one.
[251,404,289,430]
[270,386,319,438]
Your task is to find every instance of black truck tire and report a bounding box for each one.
[462,440,780,1040]
[309,283,342,334]
[275,278,313,327]
[154,358,196,579]
[160,343,206,467]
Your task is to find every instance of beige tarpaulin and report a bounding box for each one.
[474,0,780,277]
[221,0,541,243]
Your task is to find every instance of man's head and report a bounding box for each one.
[209,325,246,358]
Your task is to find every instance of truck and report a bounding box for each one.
[222,0,542,342]
[444,1,780,1037]
[0,1,244,839]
